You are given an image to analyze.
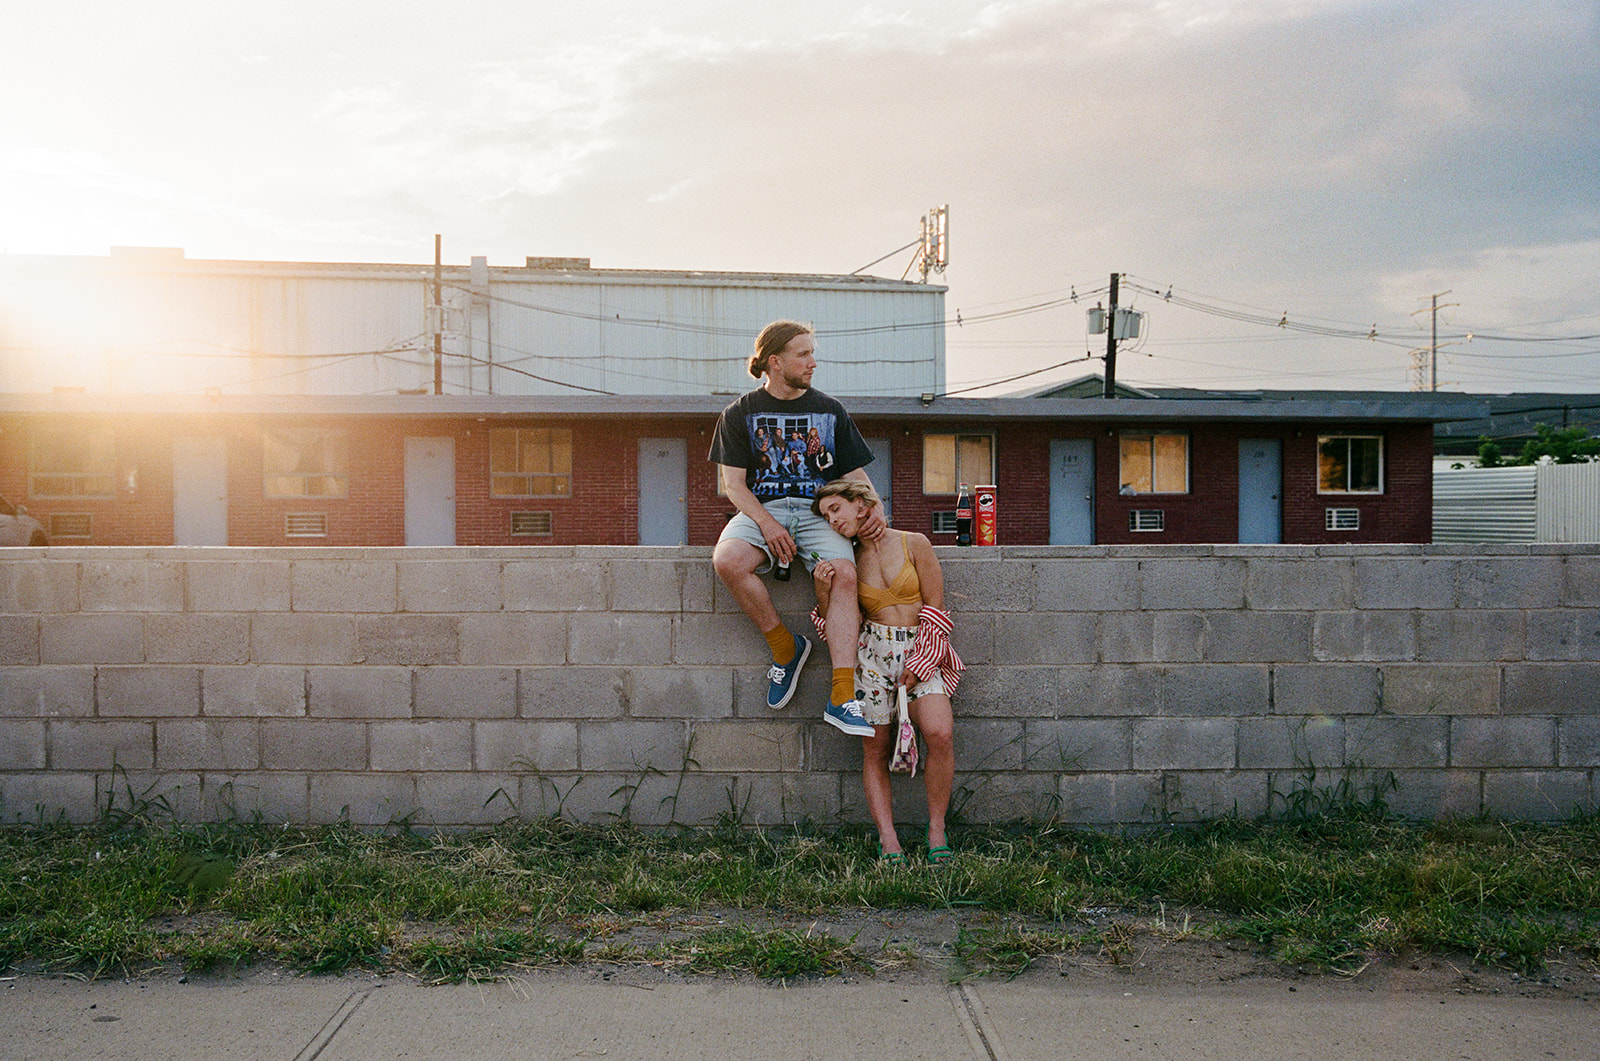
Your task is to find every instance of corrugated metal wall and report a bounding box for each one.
[1537,462,1600,542]
[1433,466,1536,542]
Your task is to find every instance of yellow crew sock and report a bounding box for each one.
[832,668,854,705]
[764,625,796,666]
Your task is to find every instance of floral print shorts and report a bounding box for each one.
[855,619,948,726]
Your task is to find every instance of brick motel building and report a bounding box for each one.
[0,390,1484,548]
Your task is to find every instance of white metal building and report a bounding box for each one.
[1434,461,1600,543]
[0,248,946,399]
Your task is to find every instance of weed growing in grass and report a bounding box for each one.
[661,925,866,980]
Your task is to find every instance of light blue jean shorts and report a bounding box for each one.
[717,496,856,575]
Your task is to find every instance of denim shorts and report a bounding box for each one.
[717,496,856,575]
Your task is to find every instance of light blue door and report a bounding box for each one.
[1238,438,1282,543]
[1049,439,1095,544]
[404,437,456,546]
[638,438,688,545]
[173,436,228,545]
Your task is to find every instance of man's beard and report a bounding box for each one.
[778,368,811,392]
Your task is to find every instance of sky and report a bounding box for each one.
[3,0,1599,397]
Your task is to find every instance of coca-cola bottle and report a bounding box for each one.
[955,483,973,546]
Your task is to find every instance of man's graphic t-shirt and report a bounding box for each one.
[707,387,873,501]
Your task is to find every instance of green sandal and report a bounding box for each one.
[879,845,907,866]
[926,828,953,865]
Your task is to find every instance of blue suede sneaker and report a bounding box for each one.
[766,634,811,711]
[823,698,875,737]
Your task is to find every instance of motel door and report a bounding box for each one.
[638,438,688,545]
[405,437,456,546]
[1049,439,1095,544]
[1238,438,1283,543]
[865,437,892,525]
[173,436,229,545]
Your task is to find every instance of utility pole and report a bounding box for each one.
[1411,290,1455,392]
[1103,272,1120,398]
[432,234,444,395]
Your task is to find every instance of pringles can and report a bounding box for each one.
[975,484,998,545]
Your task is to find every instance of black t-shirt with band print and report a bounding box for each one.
[707,387,874,501]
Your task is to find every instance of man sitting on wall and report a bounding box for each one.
[708,320,884,736]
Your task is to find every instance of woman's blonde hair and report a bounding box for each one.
[811,478,881,517]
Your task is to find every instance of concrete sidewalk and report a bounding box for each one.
[5,964,1597,1061]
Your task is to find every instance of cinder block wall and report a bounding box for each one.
[1,545,1596,829]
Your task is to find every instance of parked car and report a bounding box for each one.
[0,494,48,546]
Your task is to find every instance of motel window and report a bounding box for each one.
[1118,432,1189,494]
[491,428,573,497]
[1318,435,1383,493]
[29,426,116,499]
[922,433,994,494]
[263,428,350,499]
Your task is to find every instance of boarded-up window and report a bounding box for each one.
[1118,433,1188,494]
[264,429,349,499]
[491,428,572,497]
[922,433,994,494]
[29,426,116,499]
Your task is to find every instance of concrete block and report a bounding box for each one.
[1345,716,1448,768]
[1380,664,1499,716]
[0,666,93,717]
[370,721,473,772]
[0,561,78,612]
[145,614,250,664]
[1272,663,1379,715]
[307,666,411,718]
[1203,612,1313,663]
[1416,610,1524,662]
[1363,769,1477,821]
[1161,771,1270,822]
[1245,559,1354,611]
[156,719,262,771]
[1451,717,1556,769]
[415,667,517,719]
[1562,555,1600,607]
[678,562,718,614]
[1503,663,1600,714]
[957,665,1062,718]
[358,615,461,666]
[514,773,608,823]
[475,720,579,773]
[1456,557,1564,609]
[0,772,98,824]
[1559,717,1600,767]
[260,721,367,771]
[503,559,607,611]
[97,666,201,717]
[1352,558,1456,610]
[308,773,418,826]
[459,613,568,665]
[1096,611,1203,665]
[672,612,784,666]
[1238,716,1345,770]
[186,561,290,612]
[0,721,46,769]
[202,666,307,717]
[1482,770,1595,820]
[688,721,805,772]
[250,614,358,664]
[609,560,693,613]
[1139,558,1246,610]
[1160,665,1269,717]
[942,772,1066,824]
[100,772,202,823]
[1031,559,1140,611]
[943,561,1037,613]
[518,667,625,718]
[50,719,154,770]
[1057,772,1164,825]
[40,615,144,665]
[994,612,1098,665]
[0,616,39,665]
[1312,611,1417,662]
[1526,610,1600,661]
[291,559,396,613]
[1133,718,1236,770]
[576,720,689,772]
[567,613,671,665]
[953,719,1026,771]
[398,560,504,613]
[734,773,845,827]
[1024,718,1131,771]
[80,560,185,612]
[201,772,308,823]
[1059,665,1162,717]
[629,668,735,719]
[414,773,524,827]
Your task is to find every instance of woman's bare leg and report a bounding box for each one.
[910,692,955,849]
[861,725,900,853]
